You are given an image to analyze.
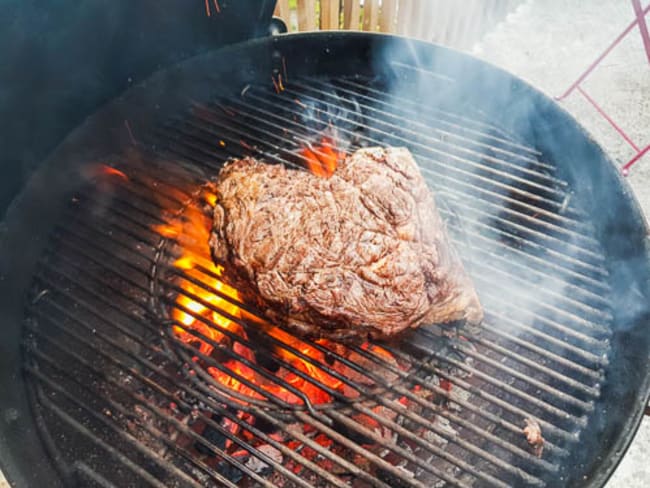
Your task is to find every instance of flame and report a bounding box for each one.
[85,164,128,181]
[300,136,346,179]
[101,166,128,180]
[153,188,242,358]
[153,185,346,407]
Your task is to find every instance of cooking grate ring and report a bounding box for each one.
[18,69,615,487]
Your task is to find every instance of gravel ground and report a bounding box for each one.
[474,1,650,486]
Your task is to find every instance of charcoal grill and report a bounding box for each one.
[0,32,649,488]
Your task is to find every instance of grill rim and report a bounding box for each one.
[0,31,648,487]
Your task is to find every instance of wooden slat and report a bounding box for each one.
[396,0,413,36]
[297,0,317,31]
[428,0,448,43]
[343,0,361,30]
[481,0,502,38]
[418,0,432,42]
[320,0,341,30]
[379,0,398,33]
[274,0,290,19]
[406,0,424,38]
[415,0,432,40]
[460,0,484,49]
[362,0,380,31]
[443,1,464,45]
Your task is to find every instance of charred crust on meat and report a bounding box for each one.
[210,147,484,340]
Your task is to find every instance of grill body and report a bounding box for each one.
[0,33,649,487]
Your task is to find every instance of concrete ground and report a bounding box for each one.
[474,0,650,486]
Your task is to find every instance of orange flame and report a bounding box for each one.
[300,136,345,179]
[153,188,242,357]
[85,164,128,181]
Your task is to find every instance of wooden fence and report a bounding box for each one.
[274,0,522,50]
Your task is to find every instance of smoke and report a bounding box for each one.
[348,31,650,485]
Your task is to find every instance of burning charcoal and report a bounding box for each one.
[351,404,400,448]
[523,417,544,457]
[333,348,399,398]
[247,415,277,436]
[245,444,283,474]
[254,349,282,373]
[423,416,457,447]
[424,429,447,447]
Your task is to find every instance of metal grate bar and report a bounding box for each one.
[32,314,351,488]
[40,209,560,484]
[30,281,394,488]
[444,342,596,410]
[481,328,605,379]
[168,108,602,276]
[333,78,543,158]
[349,343,569,456]
[461,332,602,396]
[468,263,609,330]
[438,195,607,271]
[74,462,121,488]
[25,363,206,488]
[26,326,299,488]
[480,295,608,352]
[180,96,602,251]
[69,187,596,424]
[22,74,619,487]
[267,81,569,196]
[462,245,611,324]
[447,209,608,288]
[203,94,575,221]
[86,155,604,408]
[388,343,583,440]
[300,78,552,175]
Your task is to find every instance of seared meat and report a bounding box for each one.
[209,147,483,340]
[523,418,544,457]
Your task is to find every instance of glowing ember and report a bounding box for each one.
[153,188,242,357]
[300,136,346,179]
[83,163,128,182]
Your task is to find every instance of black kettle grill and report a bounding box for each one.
[0,2,649,487]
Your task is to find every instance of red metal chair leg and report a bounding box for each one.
[622,145,650,176]
[632,0,650,63]
[555,1,650,175]
[576,86,640,152]
[555,2,650,101]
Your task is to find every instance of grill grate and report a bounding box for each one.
[23,75,612,487]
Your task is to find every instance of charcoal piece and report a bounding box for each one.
[194,417,227,456]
